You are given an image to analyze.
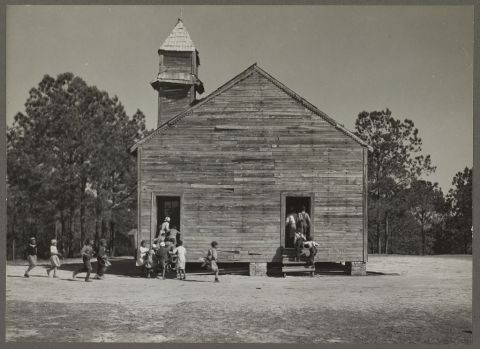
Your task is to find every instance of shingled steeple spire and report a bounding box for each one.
[151,18,204,127]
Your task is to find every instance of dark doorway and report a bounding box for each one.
[285,196,311,248]
[156,196,181,234]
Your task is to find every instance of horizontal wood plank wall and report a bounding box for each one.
[162,51,193,74]
[140,70,365,263]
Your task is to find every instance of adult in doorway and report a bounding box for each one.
[285,207,298,248]
[297,206,311,240]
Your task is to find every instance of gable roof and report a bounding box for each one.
[159,19,196,52]
[131,64,372,152]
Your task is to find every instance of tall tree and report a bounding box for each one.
[408,180,445,255]
[7,73,148,257]
[446,167,472,254]
[355,109,436,254]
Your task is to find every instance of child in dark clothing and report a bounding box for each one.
[304,237,319,266]
[94,238,109,280]
[72,238,95,282]
[24,237,37,277]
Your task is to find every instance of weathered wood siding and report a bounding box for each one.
[161,51,194,74]
[139,70,366,263]
[158,85,192,126]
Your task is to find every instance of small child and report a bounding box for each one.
[24,237,37,278]
[294,230,306,262]
[144,249,155,278]
[173,240,187,280]
[94,238,109,280]
[155,241,169,279]
[46,239,62,278]
[206,241,220,283]
[303,237,319,266]
[72,238,95,282]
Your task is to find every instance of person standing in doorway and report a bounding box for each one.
[24,237,37,278]
[297,206,311,240]
[294,229,306,262]
[286,207,298,248]
[158,217,170,240]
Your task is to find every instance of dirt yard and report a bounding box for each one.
[5,255,472,343]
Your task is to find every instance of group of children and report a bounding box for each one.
[136,236,186,280]
[136,237,220,283]
[24,236,110,282]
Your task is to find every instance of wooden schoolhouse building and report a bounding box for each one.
[130,19,370,276]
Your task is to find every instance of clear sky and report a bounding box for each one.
[6,5,473,192]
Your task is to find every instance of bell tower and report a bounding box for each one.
[151,19,204,127]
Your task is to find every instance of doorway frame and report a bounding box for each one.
[280,192,315,248]
[150,191,184,243]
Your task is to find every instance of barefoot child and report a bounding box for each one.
[173,240,187,280]
[155,241,169,279]
[24,237,37,278]
[46,239,62,278]
[303,237,319,266]
[72,238,95,282]
[144,249,155,278]
[94,238,109,280]
[206,241,220,283]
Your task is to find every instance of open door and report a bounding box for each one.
[156,196,181,235]
[281,193,314,248]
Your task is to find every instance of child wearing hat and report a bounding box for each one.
[46,239,62,278]
[24,237,37,278]
[72,238,95,282]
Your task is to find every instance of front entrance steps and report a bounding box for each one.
[281,248,315,277]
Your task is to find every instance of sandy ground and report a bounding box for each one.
[5,255,472,343]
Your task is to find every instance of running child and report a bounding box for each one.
[72,238,95,282]
[94,238,109,280]
[24,237,37,278]
[46,239,62,278]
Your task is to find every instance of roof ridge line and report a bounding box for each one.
[131,63,371,152]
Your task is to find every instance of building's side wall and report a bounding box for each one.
[140,70,365,263]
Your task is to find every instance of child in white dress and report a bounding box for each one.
[46,239,62,278]
[174,240,187,280]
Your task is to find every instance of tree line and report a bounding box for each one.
[7,73,149,258]
[355,109,472,255]
[6,74,472,258]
